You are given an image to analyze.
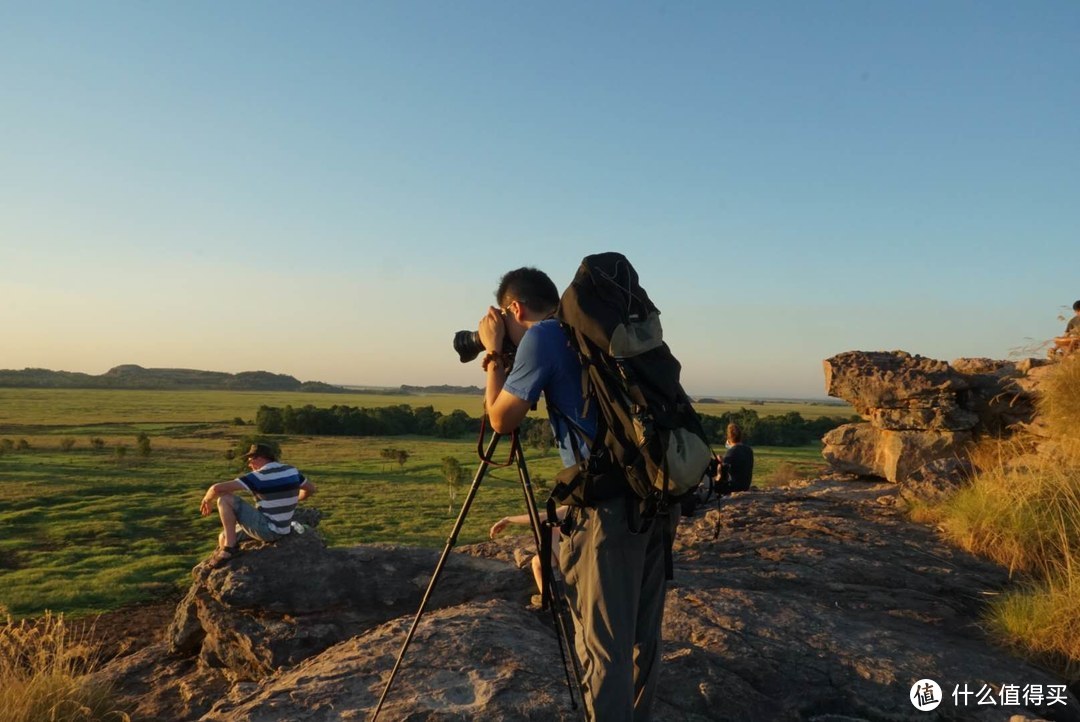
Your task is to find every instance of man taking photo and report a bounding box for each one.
[477,266,674,722]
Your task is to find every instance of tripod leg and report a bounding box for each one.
[371,432,502,721]
[510,434,586,716]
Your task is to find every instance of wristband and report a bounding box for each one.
[482,351,505,371]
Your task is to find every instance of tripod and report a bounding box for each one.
[371,430,584,721]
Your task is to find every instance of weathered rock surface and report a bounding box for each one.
[823,351,970,422]
[101,484,1078,721]
[821,351,1047,491]
[166,527,524,681]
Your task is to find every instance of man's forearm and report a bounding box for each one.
[484,362,507,412]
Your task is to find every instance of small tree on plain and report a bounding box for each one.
[395,449,410,471]
[16,439,30,451]
[441,456,464,514]
[59,438,76,452]
[114,444,128,461]
[136,432,152,458]
[379,448,397,471]
[88,437,106,451]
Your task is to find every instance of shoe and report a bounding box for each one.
[207,545,240,568]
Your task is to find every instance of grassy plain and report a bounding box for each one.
[0,388,834,618]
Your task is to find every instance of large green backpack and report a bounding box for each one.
[553,252,713,510]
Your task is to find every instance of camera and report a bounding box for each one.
[452,330,515,364]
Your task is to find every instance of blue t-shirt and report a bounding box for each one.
[503,319,598,467]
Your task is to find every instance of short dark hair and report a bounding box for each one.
[726,423,743,444]
[1073,300,1080,312]
[496,267,559,314]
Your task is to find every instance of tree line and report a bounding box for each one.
[255,404,482,438]
[255,403,856,447]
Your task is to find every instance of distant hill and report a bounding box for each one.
[0,365,351,393]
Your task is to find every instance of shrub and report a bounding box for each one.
[16,439,30,451]
[0,612,128,722]
[0,439,13,453]
[113,445,127,460]
[88,437,106,451]
[60,438,77,452]
[135,433,151,458]
[232,417,246,426]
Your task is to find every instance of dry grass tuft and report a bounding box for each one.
[988,575,1080,682]
[0,612,129,722]
[1038,354,1080,462]
[928,356,1080,679]
[938,460,1080,577]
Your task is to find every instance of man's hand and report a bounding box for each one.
[489,516,510,539]
[200,489,216,516]
[478,306,506,354]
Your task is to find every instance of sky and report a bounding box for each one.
[1,1,1077,398]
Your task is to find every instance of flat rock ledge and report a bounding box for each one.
[99,482,1079,721]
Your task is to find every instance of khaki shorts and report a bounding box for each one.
[231,496,284,542]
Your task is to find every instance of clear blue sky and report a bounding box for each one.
[2,2,1076,398]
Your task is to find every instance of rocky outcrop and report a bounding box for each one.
[99,487,1078,721]
[821,351,1048,495]
[166,526,524,681]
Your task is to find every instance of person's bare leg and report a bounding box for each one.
[531,555,544,594]
[216,495,239,548]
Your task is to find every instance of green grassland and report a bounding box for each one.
[0,388,834,618]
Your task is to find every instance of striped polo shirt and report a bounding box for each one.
[237,462,306,535]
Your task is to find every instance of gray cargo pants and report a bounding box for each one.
[560,495,676,722]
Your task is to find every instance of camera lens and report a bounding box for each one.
[453,330,486,363]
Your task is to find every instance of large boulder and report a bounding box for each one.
[167,528,525,680]
[822,422,972,483]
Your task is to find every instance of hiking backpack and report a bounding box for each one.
[553,252,713,510]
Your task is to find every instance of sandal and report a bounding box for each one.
[207,545,240,568]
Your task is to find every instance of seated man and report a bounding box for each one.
[1052,300,1080,357]
[199,443,316,567]
[717,422,754,494]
